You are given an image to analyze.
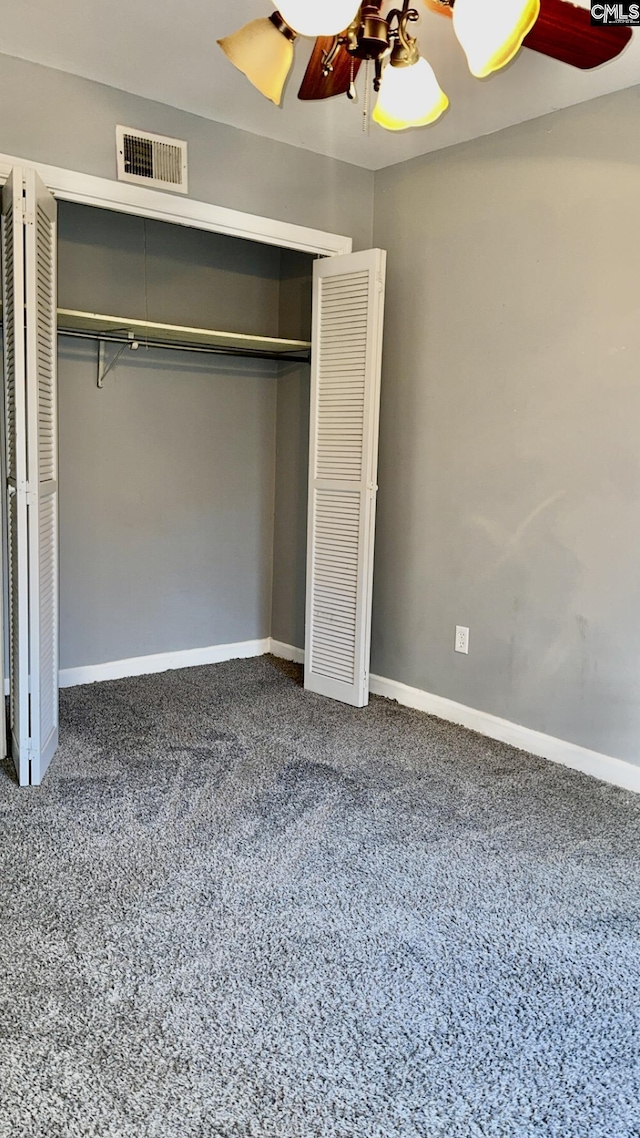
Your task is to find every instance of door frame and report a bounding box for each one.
[0,151,353,258]
[0,150,355,762]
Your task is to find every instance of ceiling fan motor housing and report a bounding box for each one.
[352,4,390,59]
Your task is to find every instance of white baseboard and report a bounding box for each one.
[268,639,305,664]
[266,642,640,794]
[59,638,271,688]
[11,633,639,794]
[369,673,640,795]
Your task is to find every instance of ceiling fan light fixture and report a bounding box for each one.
[373,55,449,131]
[453,0,541,78]
[217,13,297,106]
[277,0,361,37]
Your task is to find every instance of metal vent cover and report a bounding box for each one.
[116,126,188,194]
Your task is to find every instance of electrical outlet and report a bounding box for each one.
[455,626,469,654]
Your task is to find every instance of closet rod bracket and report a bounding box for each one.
[97,332,139,388]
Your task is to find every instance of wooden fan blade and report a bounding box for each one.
[523,0,632,69]
[298,36,362,100]
[423,0,632,68]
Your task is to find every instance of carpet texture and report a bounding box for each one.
[1,656,639,1138]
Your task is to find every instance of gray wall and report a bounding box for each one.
[0,53,374,252]
[58,202,283,332]
[272,251,312,649]
[271,363,310,650]
[59,346,277,668]
[58,204,282,669]
[372,85,640,766]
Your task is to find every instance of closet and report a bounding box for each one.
[1,165,386,787]
[56,200,311,680]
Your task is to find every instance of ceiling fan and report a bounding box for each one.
[219,1,633,132]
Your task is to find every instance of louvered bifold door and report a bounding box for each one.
[1,167,59,786]
[25,169,59,785]
[2,169,30,784]
[305,249,386,707]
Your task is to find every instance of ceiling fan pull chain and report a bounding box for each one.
[347,55,358,101]
[362,58,370,133]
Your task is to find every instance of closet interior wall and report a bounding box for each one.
[273,250,312,654]
[57,202,313,672]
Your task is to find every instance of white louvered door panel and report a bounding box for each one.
[1,167,59,786]
[24,168,59,785]
[2,169,30,784]
[305,249,386,707]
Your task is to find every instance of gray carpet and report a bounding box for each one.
[1,656,639,1138]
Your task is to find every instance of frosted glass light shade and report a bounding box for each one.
[277,1,360,36]
[373,58,448,132]
[453,0,540,78]
[218,18,295,105]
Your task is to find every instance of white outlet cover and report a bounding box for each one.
[455,626,469,654]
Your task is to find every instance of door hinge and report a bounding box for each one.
[22,191,34,226]
[16,479,36,504]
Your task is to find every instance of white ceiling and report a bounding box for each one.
[1,0,638,170]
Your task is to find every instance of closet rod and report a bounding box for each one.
[58,328,311,364]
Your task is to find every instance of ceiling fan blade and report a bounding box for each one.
[423,0,632,68]
[524,0,633,68]
[423,0,453,16]
[298,35,362,100]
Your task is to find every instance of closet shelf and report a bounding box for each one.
[56,309,312,361]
